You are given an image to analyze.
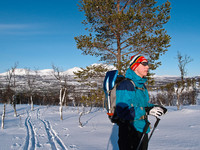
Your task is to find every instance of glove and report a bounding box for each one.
[145,106,167,118]
[149,107,164,118]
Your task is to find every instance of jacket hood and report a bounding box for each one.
[125,68,147,87]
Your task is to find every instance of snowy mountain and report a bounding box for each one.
[0,64,116,93]
[0,68,30,76]
[0,68,54,76]
[63,67,82,76]
[0,64,184,80]
[37,69,54,76]
[0,63,115,77]
[0,64,199,93]
[0,68,61,76]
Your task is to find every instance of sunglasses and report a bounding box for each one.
[136,62,149,66]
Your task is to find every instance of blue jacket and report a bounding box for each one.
[116,68,154,133]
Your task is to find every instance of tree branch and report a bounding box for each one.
[120,0,132,14]
[93,42,117,56]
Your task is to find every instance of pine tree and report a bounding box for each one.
[74,64,110,107]
[75,0,171,74]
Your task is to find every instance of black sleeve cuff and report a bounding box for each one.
[145,106,154,114]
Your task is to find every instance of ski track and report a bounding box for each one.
[24,111,36,150]
[23,109,68,150]
[40,119,68,150]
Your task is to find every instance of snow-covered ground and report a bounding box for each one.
[1,104,200,150]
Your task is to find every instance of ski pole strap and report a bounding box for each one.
[143,118,150,134]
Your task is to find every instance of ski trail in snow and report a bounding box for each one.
[36,108,68,150]
[40,119,68,150]
[40,119,57,150]
[24,117,30,150]
[24,111,36,150]
[22,107,70,150]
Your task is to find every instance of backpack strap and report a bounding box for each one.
[125,78,145,91]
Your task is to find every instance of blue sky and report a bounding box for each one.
[0,0,200,77]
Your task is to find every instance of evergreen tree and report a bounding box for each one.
[74,64,110,107]
[75,0,171,74]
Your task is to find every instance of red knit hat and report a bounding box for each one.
[129,55,148,71]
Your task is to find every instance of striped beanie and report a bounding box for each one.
[129,55,148,71]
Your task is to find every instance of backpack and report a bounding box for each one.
[103,70,136,123]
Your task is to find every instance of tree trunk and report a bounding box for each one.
[59,88,66,120]
[59,89,63,120]
[30,95,34,111]
[59,104,63,120]
[13,95,17,117]
[1,104,6,129]
[79,111,83,127]
[79,105,85,127]
[13,105,17,117]
[176,94,180,110]
[117,33,122,74]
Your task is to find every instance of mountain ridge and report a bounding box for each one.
[0,64,116,76]
[1,64,198,79]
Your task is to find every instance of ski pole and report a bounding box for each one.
[107,93,111,113]
[148,117,160,142]
[136,119,150,150]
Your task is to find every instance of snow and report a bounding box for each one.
[0,63,117,77]
[1,104,200,150]
[37,69,54,76]
[0,69,54,76]
[63,67,82,76]
[153,75,179,78]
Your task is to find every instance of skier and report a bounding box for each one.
[115,54,166,150]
